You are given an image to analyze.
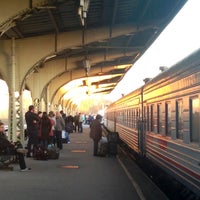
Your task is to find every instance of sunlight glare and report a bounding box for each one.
[109,0,200,102]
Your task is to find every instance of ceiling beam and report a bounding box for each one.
[111,0,118,27]
[106,0,119,61]
[137,0,152,27]
[85,45,142,50]
[12,26,24,38]
[47,9,60,34]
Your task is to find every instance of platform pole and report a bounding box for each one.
[8,37,17,142]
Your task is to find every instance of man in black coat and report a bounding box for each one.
[90,114,103,156]
[25,105,40,157]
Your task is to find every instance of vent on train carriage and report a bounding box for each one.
[143,78,152,84]
[159,66,168,72]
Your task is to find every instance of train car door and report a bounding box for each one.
[189,97,200,143]
[138,88,146,156]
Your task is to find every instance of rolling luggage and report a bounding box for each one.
[107,132,119,156]
[107,132,119,143]
[98,137,108,157]
[108,142,118,156]
[34,146,48,160]
[99,143,108,157]
[47,144,59,159]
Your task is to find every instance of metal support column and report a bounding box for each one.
[34,98,40,112]
[46,85,49,113]
[19,91,25,146]
[15,93,21,135]
[8,37,17,142]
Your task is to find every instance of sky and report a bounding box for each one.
[107,0,200,102]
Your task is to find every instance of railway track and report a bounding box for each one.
[118,140,199,200]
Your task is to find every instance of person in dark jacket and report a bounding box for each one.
[39,112,52,148]
[89,114,103,156]
[0,122,31,171]
[25,105,40,157]
[73,113,79,132]
[54,111,65,149]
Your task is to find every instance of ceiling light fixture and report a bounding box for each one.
[78,0,90,26]
[83,59,91,76]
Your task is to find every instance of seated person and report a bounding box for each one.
[0,122,31,172]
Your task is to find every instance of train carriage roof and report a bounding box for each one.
[143,48,200,89]
[106,48,200,108]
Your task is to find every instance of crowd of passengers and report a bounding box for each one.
[25,105,95,157]
[0,105,96,171]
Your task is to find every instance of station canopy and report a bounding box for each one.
[0,0,187,106]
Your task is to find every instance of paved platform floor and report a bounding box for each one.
[0,125,168,200]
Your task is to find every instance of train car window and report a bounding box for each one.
[113,112,115,122]
[138,108,140,120]
[124,109,126,125]
[147,106,150,131]
[133,109,136,128]
[131,108,134,128]
[127,109,128,127]
[143,106,146,119]
[150,105,154,132]
[136,108,140,128]
[157,104,162,134]
[143,106,147,129]
[120,110,122,124]
[134,108,138,128]
[124,110,125,124]
[126,109,128,126]
[165,102,172,136]
[126,109,128,127]
[127,109,132,128]
[190,98,200,143]
[122,110,124,124]
[127,109,129,127]
[176,100,183,140]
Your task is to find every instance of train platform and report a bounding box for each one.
[0,125,168,200]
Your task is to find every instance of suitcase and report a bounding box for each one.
[34,146,48,160]
[108,142,118,156]
[107,132,119,143]
[47,144,59,159]
[98,142,108,157]
[106,132,118,156]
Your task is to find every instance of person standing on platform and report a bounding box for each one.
[39,112,52,149]
[78,113,84,133]
[25,105,40,157]
[37,111,43,144]
[48,111,56,145]
[65,114,74,143]
[89,114,103,156]
[54,111,65,150]
[73,112,79,132]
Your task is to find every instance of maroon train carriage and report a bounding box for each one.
[105,48,200,197]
